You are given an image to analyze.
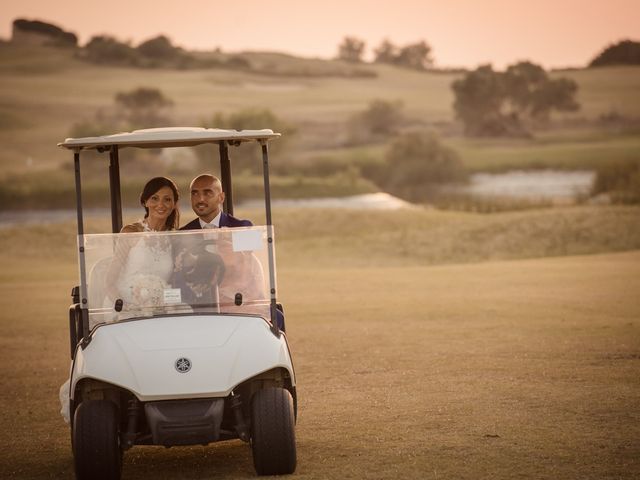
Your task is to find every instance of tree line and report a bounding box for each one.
[337,37,433,70]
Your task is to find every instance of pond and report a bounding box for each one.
[240,192,414,211]
[0,171,596,227]
[461,170,595,199]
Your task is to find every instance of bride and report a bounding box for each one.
[103,176,180,316]
[60,176,180,423]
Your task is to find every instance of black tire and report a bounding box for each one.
[251,387,297,475]
[73,400,122,480]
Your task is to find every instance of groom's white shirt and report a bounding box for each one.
[199,211,221,229]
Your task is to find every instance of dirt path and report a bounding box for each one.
[1,251,639,479]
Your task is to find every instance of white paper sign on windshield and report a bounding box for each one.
[232,230,263,252]
[163,288,182,304]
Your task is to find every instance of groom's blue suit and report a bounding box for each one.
[178,213,285,331]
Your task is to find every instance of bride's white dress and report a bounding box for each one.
[60,232,174,423]
[113,235,174,310]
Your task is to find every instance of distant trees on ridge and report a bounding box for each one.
[337,36,433,70]
[590,39,640,67]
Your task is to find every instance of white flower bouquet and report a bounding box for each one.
[127,274,168,308]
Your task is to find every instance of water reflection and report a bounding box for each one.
[459,170,595,199]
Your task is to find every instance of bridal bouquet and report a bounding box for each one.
[128,274,168,308]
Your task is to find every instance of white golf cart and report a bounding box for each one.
[59,128,297,478]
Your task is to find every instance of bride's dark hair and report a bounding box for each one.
[140,177,180,230]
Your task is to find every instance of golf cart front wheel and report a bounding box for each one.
[73,400,122,480]
[251,387,297,475]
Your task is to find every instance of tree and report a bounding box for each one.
[374,39,398,64]
[504,61,548,111]
[84,35,138,65]
[137,35,180,59]
[395,41,433,70]
[529,77,579,119]
[452,61,580,136]
[374,39,433,70]
[337,36,366,63]
[452,65,511,136]
[589,39,640,67]
[504,61,578,120]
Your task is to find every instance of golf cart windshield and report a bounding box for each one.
[80,227,275,328]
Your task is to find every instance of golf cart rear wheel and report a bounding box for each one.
[73,400,122,480]
[251,387,297,475]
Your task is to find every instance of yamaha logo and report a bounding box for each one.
[175,357,191,373]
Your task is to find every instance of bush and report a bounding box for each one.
[346,99,406,145]
[363,131,467,202]
[200,108,295,173]
[114,87,174,128]
[592,159,640,203]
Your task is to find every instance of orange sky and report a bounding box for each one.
[2,0,638,68]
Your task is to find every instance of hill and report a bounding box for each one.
[0,42,639,207]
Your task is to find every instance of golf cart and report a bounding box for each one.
[59,128,296,478]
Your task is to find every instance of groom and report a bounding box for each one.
[177,174,284,330]
[181,174,252,230]
[177,173,252,304]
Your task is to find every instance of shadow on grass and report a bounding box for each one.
[123,441,255,479]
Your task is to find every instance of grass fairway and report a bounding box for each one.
[0,228,638,478]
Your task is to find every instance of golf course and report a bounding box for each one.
[0,28,639,479]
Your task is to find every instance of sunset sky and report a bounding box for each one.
[1,0,638,69]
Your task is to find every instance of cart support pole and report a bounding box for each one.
[219,142,234,215]
[73,151,90,346]
[108,146,123,233]
[74,151,84,236]
[261,142,279,337]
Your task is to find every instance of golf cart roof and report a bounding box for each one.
[58,127,281,150]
